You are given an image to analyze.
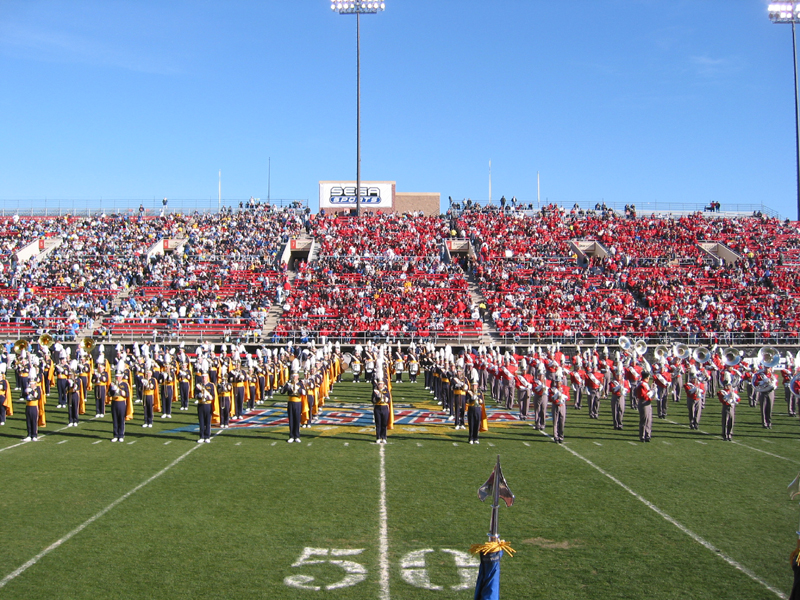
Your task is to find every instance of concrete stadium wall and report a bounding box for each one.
[395,192,440,216]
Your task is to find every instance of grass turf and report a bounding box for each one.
[0,373,798,599]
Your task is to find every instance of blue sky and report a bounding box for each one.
[0,0,797,217]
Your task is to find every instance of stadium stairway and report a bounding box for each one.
[466,278,500,346]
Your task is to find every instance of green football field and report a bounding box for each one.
[1,374,800,599]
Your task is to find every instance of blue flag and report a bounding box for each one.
[474,550,503,600]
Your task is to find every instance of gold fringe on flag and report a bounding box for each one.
[469,540,515,557]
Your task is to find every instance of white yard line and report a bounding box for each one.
[378,443,390,600]
[536,428,787,599]
[666,420,800,464]
[0,425,70,454]
[0,432,221,590]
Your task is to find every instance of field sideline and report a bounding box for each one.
[1,373,800,599]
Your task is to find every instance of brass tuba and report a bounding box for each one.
[693,347,711,364]
[674,343,690,360]
[38,333,54,348]
[80,337,96,353]
[13,339,30,355]
[633,339,648,356]
[757,346,781,369]
[618,336,633,352]
[722,347,742,367]
[653,345,670,360]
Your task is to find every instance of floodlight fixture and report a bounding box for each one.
[330,1,386,217]
[331,1,385,13]
[768,2,800,220]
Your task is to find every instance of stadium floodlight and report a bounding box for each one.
[768,2,800,220]
[330,1,386,217]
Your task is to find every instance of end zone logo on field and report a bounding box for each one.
[328,186,382,205]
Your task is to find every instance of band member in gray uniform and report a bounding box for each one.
[550,374,567,444]
[684,370,705,430]
[718,374,739,441]
[634,371,654,442]
[609,366,629,430]
[531,369,549,431]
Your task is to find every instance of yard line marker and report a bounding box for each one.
[0,430,218,590]
[163,441,171,445]
[762,440,774,444]
[593,442,602,446]
[628,441,637,446]
[662,441,671,445]
[523,442,531,447]
[378,444,390,600]
[0,424,71,454]
[731,441,799,464]
[92,441,102,445]
[668,420,799,464]
[696,441,707,445]
[127,441,136,445]
[540,429,788,600]
[57,440,67,445]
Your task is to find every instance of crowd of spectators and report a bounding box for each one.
[1,206,799,344]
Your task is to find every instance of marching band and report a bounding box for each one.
[1,335,799,447]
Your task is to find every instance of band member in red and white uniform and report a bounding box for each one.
[633,370,655,442]
[781,356,797,416]
[624,357,642,408]
[531,367,549,431]
[570,353,586,410]
[609,363,630,430]
[669,357,685,404]
[549,370,568,444]
[515,360,534,421]
[586,359,603,419]
[718,373,740,441]
[753,366,778,429]
[652,361,672,419]
[684,369,705,430]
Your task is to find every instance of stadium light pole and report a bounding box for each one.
[769,2,800,220]
[331,1,386,217]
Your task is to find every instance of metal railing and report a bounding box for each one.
[449,200,784,220]
[0,198,308,217]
